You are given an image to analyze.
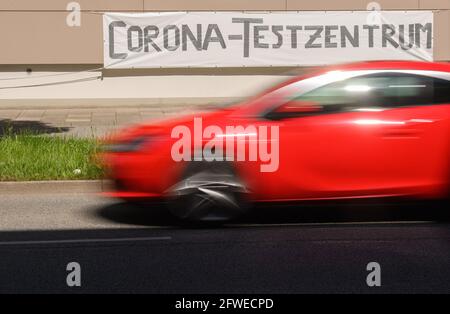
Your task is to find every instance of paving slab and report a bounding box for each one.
[0,104,219,138]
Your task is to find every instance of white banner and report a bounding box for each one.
[103,11,433,68]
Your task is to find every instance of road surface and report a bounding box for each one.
[1,192,450,293]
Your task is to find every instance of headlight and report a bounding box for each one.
[103,136,152,153]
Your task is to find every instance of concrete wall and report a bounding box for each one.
[0,69,292,109]
[1,0,449,64]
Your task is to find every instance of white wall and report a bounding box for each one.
[0,71,291,108]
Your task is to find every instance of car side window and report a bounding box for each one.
[292,73,450,111]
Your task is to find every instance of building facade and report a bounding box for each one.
[0,0,449,108]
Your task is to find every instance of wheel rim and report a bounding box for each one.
[167,170,249,221]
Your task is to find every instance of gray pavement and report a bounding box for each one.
[0,193,122,231]
[1,192,450,293]
[0,104,209,137]
[0,191,175,231]
[1,188,449,232]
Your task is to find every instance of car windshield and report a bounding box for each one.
[231,75,313,116]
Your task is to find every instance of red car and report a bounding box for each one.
[102,61,450,222]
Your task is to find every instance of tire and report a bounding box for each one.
[166,161,250,222]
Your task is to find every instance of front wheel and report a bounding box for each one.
[166,161,250,222]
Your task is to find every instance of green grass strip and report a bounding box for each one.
[0,132,103,181]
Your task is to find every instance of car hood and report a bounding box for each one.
[106,107,238,143]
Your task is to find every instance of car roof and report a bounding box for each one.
[317,60,450,73]
[272,61,450,91]
[236,60,450,116]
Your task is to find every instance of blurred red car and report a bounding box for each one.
[102,61,450,222]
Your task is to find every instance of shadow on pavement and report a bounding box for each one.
[93,198,450,227]
[244,200,450,224]
[0,119,70,136]
[94,201,176,227]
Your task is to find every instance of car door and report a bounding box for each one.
[256,71,450,201]
[364,74,450,198]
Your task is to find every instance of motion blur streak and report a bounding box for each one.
[101,61,450,222]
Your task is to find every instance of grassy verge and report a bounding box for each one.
[0,133,103,181]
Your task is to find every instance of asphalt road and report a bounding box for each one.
[1,192,450,293]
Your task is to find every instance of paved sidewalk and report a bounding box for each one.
[0,104,210,137]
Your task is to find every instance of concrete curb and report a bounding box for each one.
[0,98,238,110]
[0,180,111,194]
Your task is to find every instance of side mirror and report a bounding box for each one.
[266,100,323,120]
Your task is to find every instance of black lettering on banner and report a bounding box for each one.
[340,25,359,48]
[399,24,414,50]
[127,25,143,52]
[382,24,399,48]
[182,24,202,51]
[415,23,432,49]
[164,25,180,51]
[305,26,323,48]
[109,21,127,59]
[325,25,338,48]
[107,16,433,61]
[363,24,380,48]
[232,18,263,57]
[286,25,302,48]
[271,25,283,49]
[144,25,161,52]
[203,24,226,50]
[254,25,269,49]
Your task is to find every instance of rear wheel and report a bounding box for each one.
[166,161,250,222]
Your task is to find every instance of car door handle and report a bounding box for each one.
[378,118,434,138]
[380,128,421,138]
